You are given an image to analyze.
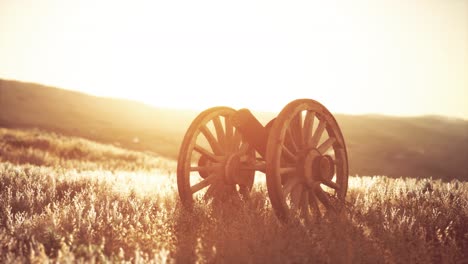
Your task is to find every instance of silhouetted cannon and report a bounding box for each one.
[177,99,348,222]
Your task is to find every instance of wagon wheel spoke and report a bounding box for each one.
[203,179,219,200]
[308,191,322,221]
[212,116,226,150]
[308,119,326,148]
[279,166,294,185]
[282,144,298,162]
[290,113,303,148]
[290,184,304,209]
[317,137,336,154]
[320,177,340,190]
[200,125,224,155]
[286,127,299,153]
[283,176,302,197]
[204,179,237,201]
[241,161,266,171]
[191,173,218,194]
[190,164,223,173]
[303,111,315,145]
[279,167,296,175]
[313,184,336,214]
[301,190,311,222]
[194,145,222,162]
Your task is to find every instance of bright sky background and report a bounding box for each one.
[1,0,467,118]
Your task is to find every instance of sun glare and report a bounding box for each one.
[0,0,466,117]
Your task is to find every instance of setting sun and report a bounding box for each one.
[1,0,467,117]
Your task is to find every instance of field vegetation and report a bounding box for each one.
[0,127,467,263]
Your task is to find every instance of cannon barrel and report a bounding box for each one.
[231,109,269,158]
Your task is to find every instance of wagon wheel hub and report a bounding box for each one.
[303,149,335,188]
[224,153,253,186]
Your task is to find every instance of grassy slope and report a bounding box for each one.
[0,128,467,263]
[1,78,467,180]
[0,79,194,159]
[337,114,468,180]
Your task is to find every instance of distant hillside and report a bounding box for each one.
[0,79,195,158]
[1,79,467,181]
[336,114,467,181]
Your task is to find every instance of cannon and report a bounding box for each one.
[177,99,348,222]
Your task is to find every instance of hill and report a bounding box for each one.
[336,114,468,180]
[1,79,467,180]
[0,79,193,159]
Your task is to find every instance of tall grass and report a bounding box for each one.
[0,128,466,263]
[0,128,172,171]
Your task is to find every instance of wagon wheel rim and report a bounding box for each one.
[265,99,349,222]
[177,107,256,208]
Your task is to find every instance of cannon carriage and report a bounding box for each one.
[177,99,348,222]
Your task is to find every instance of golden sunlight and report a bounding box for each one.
[1,1,467,261]
[0,0,467,117]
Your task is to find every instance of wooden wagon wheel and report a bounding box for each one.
[265,99,349,222]
[177,107,256,208]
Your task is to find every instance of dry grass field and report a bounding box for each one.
[0,127,467,263]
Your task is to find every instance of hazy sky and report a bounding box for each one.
[1,0,467,118]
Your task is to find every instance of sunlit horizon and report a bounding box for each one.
[2,76,467,121]
[1,0,467,118]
